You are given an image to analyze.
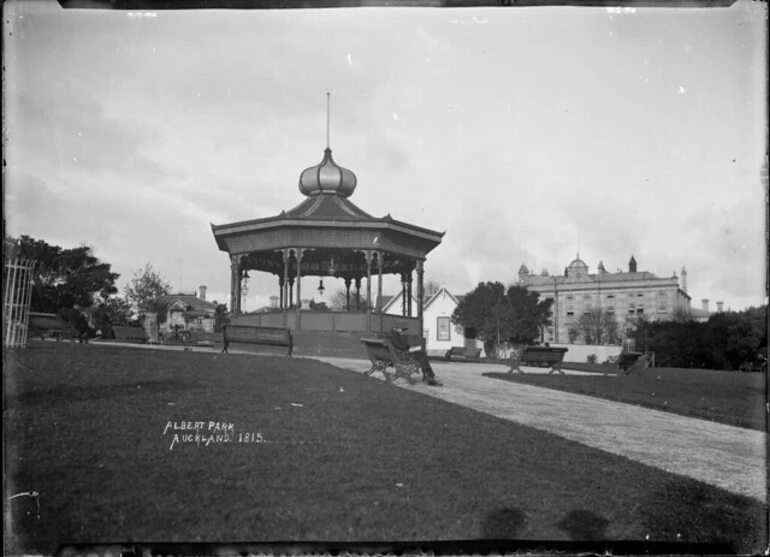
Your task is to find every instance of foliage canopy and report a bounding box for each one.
[451,282,552,354]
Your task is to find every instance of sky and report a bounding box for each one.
[3,0,768,313]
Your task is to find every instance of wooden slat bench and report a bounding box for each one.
[222,325,293,357]
[616,351,643,372]
[113,326,149,344]
[508,346,569,374]
[444,346,482,361]
[28,313,84,342]
[360,337,421,384]
[617,351,656,375]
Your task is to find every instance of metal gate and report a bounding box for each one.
[3,253,37,348]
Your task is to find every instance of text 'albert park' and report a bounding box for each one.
[163,420,265,450]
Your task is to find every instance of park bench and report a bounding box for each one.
[360,337,421,383]
[444,346,482,361]
[221,324,293,357]
[508,346,569,374]
[616,351,643,371]
[28,313,84,343]
[618,351,656,374]
[113,326,149,344]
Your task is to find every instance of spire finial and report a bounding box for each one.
[326,91,331,149]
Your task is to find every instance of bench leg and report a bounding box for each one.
[364,360,389,377]
[392,361,420,384]
[222,341,229,354]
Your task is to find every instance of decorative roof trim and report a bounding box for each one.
[213,218,444,242]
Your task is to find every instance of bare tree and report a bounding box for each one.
[424,279,441,298]
[329,288,371,312]
[569,308,619,345]
[125,263,172,323]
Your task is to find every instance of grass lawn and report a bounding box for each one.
[484,366,766,431]
[4,343,767,554]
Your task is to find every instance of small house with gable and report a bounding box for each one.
[380,285,482,357]
[158,286,217,334]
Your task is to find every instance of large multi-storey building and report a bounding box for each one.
[518,255,694,344]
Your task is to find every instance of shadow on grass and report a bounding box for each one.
[638,477,768,554]
[481,507,528,538]
[11,379,197,407]
[556,509,609,540]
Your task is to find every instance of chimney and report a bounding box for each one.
[198,285,207,301]
[269,295,279,308]
[628,255,637,273]
[716,301,723,313]
[681,266,687,293]
[701,298,709,312]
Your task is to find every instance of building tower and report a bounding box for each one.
[629,255,637,273]
[681,266,688,293]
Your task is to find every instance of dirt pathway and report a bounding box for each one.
[314,356,767,503]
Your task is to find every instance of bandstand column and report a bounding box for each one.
[295,249,304,329]
[355,278,362,312]
[376,252,384,331]
[344,277,352,311]
[282,249,290,327]
[400,274,407,316]
[230,255,242,315]
[288,277,295,308]
[417,260,425,338]
[407,270,413,317]
[365,251,373,331]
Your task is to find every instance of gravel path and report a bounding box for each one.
[314,355,768,503]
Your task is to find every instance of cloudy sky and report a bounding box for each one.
[4,0,767,312]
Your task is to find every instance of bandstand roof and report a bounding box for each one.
[211,146,445,274]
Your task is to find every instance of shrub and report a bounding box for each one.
[587,353,598,364]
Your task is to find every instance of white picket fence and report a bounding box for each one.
[3,255,37,348]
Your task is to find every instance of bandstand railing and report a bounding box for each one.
[233,310,419,335]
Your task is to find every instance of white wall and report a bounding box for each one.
[382,288,483,356]
[423,289,464,356]
[551,343,623,363]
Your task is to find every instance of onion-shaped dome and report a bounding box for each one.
[299,148,357,197]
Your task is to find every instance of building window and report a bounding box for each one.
[637,308,644,315]
[608,306,615,313]
[437,316,451,341]
[583,294,591,300]
[566,296,574,301]
[628,303,636,313]
[583,304,591,314]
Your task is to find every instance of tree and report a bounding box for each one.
[307,299,329,311]
[91,296,133,338]
[425,279,441,298]
[329,288,371,312]
[211,300,230,332]
[569,308,620,345]
[451,282,552,355]
[505,285,553,345]
[14,235,120,314]
[125,263,171,323]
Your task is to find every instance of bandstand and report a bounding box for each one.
[211,138,444,341]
